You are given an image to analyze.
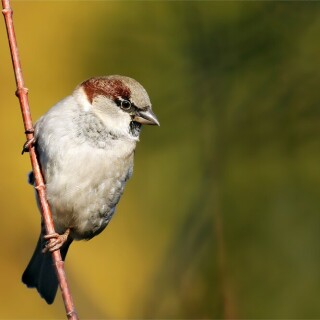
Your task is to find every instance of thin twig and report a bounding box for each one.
[1,1,78,319]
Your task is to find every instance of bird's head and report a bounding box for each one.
[74,75,159,140]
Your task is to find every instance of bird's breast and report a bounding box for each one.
[44,143,134,240]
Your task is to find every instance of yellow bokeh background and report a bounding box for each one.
[0,1,320,319]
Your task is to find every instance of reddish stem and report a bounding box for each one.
[1,1,78,319]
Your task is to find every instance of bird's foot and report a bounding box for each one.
[21,137,35,154]
[43,229,70,253]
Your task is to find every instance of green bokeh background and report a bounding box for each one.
[0,1,319,319]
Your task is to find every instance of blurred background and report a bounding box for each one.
[0,1,319,319]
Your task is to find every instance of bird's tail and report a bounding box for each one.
[22,234,72,304]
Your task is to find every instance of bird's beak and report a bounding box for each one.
[134,108,160,126]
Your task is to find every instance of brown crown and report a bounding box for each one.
[81,77,131,104]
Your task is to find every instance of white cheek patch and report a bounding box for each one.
[93,96,133,138]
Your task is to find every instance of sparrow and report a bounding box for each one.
[22,75,159,304]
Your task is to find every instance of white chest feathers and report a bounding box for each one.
[34,95,137,239]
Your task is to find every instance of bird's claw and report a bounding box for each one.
[22,137,35,154]
[42,229,70,253]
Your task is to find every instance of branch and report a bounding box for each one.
[1,1,78,319]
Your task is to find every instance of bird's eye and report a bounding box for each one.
[120,100,131,111]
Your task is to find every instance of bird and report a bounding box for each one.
[22,75,159,304]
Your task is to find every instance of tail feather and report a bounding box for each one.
[22,235,72,304]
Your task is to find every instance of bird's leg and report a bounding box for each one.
[42,228,71,253]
